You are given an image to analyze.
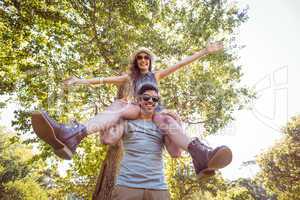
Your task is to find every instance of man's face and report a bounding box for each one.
[138,90,160,114]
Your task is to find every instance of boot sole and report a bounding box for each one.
[31,112,73,160]
[197,169,216,180]
[196,147,232,180]
[207,146,232,170]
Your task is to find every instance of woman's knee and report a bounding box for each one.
[104,100,131,119]
[108,100,128,111]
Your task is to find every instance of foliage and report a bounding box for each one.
[230,178,276,200]
[0,0,252,133]
[0,0,254,198]
[0,127,48,200]
[54,137,108,199]
[165,153,275,200]
[4,178,48,200]
[215,185,254,200]
[257,115,300,200]
[165,154,227,200]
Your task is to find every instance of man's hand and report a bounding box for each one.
[206,41,223,54]
[100,121,126,145]
[159,109,182,127]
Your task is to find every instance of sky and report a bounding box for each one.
[207,0,300,179]
[1,0,300,180]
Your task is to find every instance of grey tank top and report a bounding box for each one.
[116,120,167,190]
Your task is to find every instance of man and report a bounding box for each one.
[102,83,176,200]
[100,83,232,200]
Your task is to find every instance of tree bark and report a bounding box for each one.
[92,84,127,200]
[92,141,123,200]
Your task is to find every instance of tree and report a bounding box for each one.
[0,0,253,199]
[0,127,48,200]
[257,115,300,200]
[165,154,228,200]
[165,156,270,200]
[215,186,254,200]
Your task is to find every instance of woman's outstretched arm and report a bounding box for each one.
[155,42,223,81]
[63,74,129,87]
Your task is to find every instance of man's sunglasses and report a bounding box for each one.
[136,55,150,60]
[140,94,160,103]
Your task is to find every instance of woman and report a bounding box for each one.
[31,42,232,178]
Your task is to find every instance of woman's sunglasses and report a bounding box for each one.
[140,94,160,103]
[136,55,150,60]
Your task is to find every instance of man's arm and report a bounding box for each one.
[100,121,126,145]
[164,135,182,158]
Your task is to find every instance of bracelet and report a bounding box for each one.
[203,47,209,55]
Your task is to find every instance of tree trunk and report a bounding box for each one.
[92,141,123,200]
[92,82,128,200]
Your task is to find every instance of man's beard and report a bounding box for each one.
[141,105,155,115]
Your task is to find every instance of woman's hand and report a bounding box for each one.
[206,41,224,54]
[63,76,81,86]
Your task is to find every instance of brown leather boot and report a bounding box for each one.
[31,111,87,160]
[187,138,232,179]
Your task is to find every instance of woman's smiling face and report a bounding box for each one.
[136,52,151,72]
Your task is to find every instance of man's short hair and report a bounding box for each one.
[136,83,159,95]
